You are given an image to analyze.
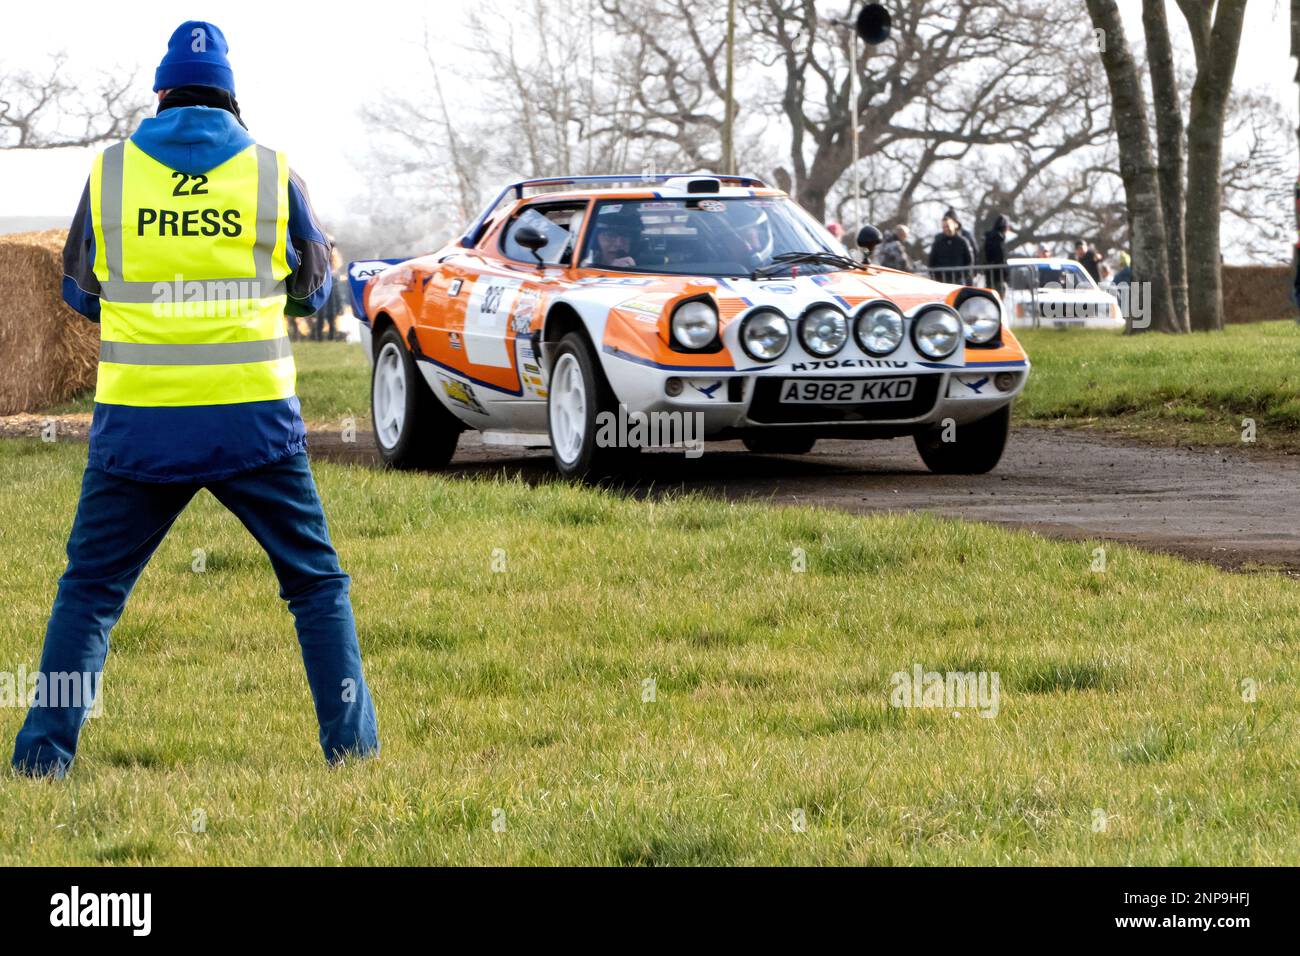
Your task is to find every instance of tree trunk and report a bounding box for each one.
[1142,0,1189,333]
[1290,0,1300,300]
[1176,0,1248,332]
[1083,0,1177,333]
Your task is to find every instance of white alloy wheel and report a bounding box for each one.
[549,351,588,466]
[373,341,407,450]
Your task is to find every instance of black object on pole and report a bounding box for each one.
[855,3,891,45]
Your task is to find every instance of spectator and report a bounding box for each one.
[929,213,973,285]
[312,245,345,342]
[983,214,1011,296]
[878,224,913,272]
[1073,239,1102,283]
[825,221,845,241]
[1292,239,1300,313]
[856,224,883,264]
[1113,251,1132,285]
[1035,243,1052,259]
[944,206,977,263]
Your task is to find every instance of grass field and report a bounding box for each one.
[1016,320,1300,451]
[0,438,1297,865]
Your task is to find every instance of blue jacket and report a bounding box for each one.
[62,105,332,483]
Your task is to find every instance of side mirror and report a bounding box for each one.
[515,225,549,265]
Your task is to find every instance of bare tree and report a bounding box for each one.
[351,0,1218,288]
[1220,88,1296,263]
[1142,0,1189,332]
[1083,0,1177,333]
[1293,0,1300,289]
[1174,0,1248,331]
[594,0,1118,239]
[0,54,148,150]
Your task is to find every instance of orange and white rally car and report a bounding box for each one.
[349,174,1029,478]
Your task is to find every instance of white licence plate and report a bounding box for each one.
[779,377,916,404]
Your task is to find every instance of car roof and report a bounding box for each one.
[520,185,786,202]
[460,174,784,247]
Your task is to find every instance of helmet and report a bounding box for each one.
[588,206,641,260]
[731,202,774,260]
[592,206,641,238]
[856,224,883,249]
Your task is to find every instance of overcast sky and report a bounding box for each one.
[1,0,1295,229]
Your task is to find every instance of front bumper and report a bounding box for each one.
[602,354,1028,438]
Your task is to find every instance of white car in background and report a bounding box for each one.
[1003,258,1125,330]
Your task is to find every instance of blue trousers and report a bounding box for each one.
[12,451,379,776]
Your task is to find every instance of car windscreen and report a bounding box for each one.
[1035,263,1095,290]
[578,197,842,277]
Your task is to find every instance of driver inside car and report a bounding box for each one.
[732,203,774,266]
[587,218,638,268]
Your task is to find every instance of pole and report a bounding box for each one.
[724,0,737,175]
[849,27,861,234]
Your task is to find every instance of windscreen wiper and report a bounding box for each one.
[752,250,860,279]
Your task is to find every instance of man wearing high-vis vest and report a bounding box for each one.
[12,21,379,776]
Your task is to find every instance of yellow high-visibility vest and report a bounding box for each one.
[89,139,295,407]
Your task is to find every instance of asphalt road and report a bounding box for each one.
[307,426,1300,572]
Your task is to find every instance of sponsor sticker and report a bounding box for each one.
[576,276,656,287]
[689,379,724,399]
[349,260,393,280]
[790,358,909,371]
[619,298,663,316]
[439,373,486,414]
[512,289,540,334]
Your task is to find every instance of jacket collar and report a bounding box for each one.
[129,106,254,175]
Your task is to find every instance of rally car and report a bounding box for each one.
[348,174,1029,479]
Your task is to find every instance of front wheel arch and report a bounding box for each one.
[370,312,395,360]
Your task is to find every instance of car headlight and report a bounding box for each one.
[799,305,849,357]
[855,305,904,356]
[958,295,1001,344]
[913,307,963,359]
[739,310,791,362]
[671,299,719,350]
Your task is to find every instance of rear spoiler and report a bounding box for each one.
[346,259,406,323]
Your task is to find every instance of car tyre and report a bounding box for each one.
[547,331,630,481]
[913,405,1010,475]
[371,325,461,469]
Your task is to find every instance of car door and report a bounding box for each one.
[417,200,589,429]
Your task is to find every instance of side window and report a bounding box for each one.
[501,203,587,266]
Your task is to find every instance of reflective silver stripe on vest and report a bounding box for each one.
[98,144,284,302]
[98,276,286,303]
[99,336,293,366]
[252,145,278,283]
[100,143,125,284]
